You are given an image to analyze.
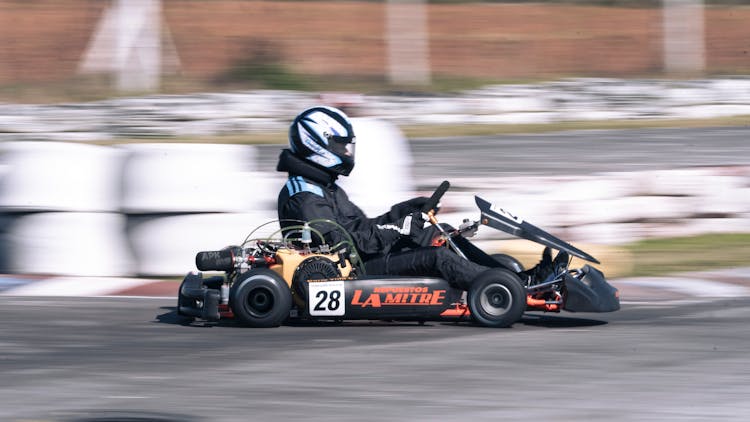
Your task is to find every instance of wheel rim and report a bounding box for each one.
[479,283,513,316]
[246,286,274,316]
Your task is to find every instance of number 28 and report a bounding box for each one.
[314,289,341,311]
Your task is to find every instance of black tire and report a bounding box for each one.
[490,253,525,273]
[468,268,526,328]
[230,269,292,328]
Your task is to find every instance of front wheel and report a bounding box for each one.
[468,269,526,328]
[490,253,525,273]
[230,269,292,328]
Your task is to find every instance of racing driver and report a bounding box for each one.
[276,106,553,289]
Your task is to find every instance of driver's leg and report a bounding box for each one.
[450,236,505,267]
[364,247,487,290]
[408,224,503,268]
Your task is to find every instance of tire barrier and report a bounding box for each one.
[1,212,135,276]
[0,142,280,277]
[127,212,276,276]
[2,79,750,142]
[120,143,278,214]
[441,166,750,246]
[337,117,416,216]
[0,142,124,212]
[0,143,133,276]
[0,141,748,277]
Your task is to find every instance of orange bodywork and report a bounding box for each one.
[526,295,560,312]
[439,303,470,318]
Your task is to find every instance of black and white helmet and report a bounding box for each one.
[289,106,356,176]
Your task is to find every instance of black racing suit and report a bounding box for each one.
[276,149,500,289]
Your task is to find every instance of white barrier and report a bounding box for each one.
[2,79,750,141]
[127,211,277,276]
[449,166,750,245]
[4,212,135,276]
[338,117,415,216]
[120,143,279,213]
[0,142,124,212]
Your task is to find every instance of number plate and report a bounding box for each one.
[308,280,346,317]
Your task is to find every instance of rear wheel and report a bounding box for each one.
[468,268,526,328]
[230,269,292,328]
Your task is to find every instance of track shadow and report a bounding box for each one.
[155,307,449,328]
[521,313,609,327]
[287,319,440,328]
[153,307,235,328]
[154,307,195,326]
[59,410,201,422]
[155,307,608,329]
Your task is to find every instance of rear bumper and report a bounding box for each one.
[177,272,223,321]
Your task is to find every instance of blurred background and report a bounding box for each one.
[1,0,749,279]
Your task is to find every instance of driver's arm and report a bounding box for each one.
[371,196,429,225]
[283,192,402,256]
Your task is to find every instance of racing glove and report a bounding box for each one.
[401,196,430,211]
[397,211,430,239]
[404,196,441,214]
[385,196,439,221]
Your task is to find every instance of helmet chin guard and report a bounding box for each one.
[289,106,356,176]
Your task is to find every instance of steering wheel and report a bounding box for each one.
[421,180,450,224]
[421,180,468,259]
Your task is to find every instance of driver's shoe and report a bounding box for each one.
[552,250,570,273]
[526,247,554,284]
[527,247,571,284]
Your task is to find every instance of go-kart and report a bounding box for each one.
[177,181,619,328]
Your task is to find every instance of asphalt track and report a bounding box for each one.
[1,296,750,422]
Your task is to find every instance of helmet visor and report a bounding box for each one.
[330,135,355,159]
[345,138,356,158]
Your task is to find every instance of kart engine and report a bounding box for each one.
[291,256,342,305]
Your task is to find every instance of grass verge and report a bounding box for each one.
[400,115,750,139]
[621,233,750,277]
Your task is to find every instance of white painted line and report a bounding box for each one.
[4,277,148,297]
[616,277,750,298]
[693,267,750,278]
[620,299,711,306]
[94,295,175,300]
